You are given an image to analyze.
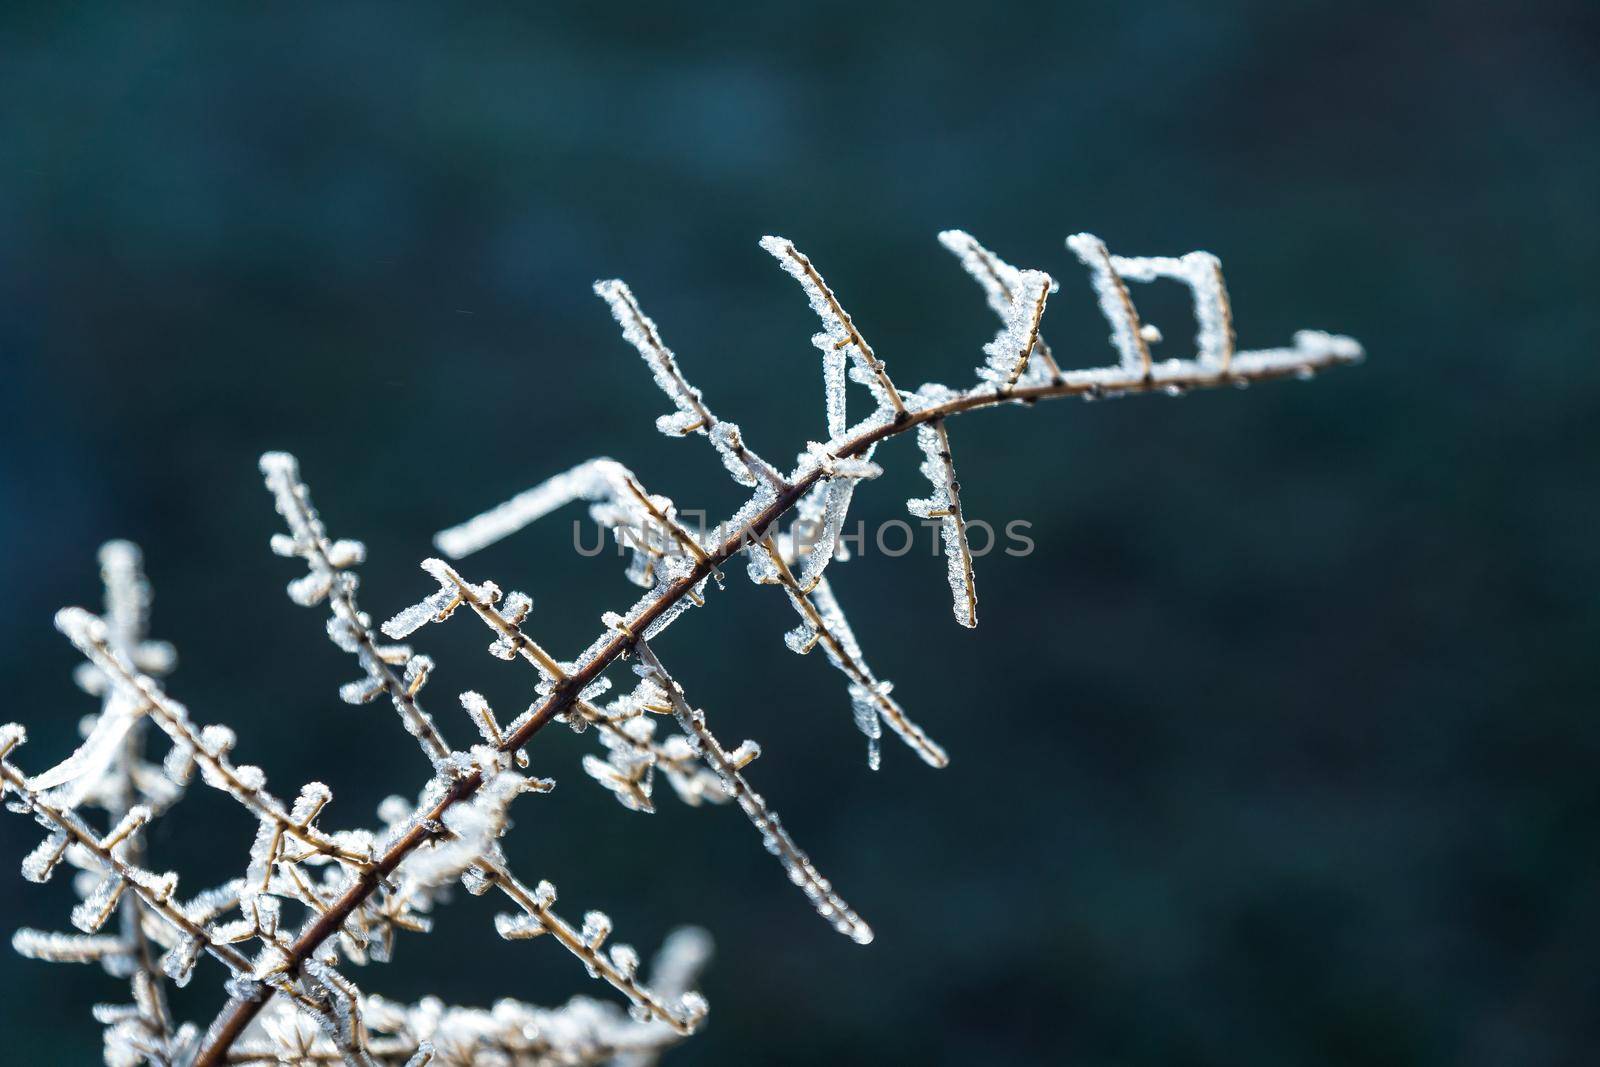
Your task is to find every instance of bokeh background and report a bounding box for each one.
[2,2,1596,1064]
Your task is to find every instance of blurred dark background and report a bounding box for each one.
[1,2,1596,1064]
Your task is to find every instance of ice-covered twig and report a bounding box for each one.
[477,861,709,1035]
[753,535,949,770]
[938,229,1066,383]
[612,926,714,1067]
[760,236,909,434]
[907,419,980,628]
[0,733,327,1026]
[18,543,186,1061]
[433,459,712,598]
[387,559,567,687]
[979,267,1056,390]
[1067,232,1153,376]
[260,461,715,1059]
[55,608,374,872]
[227,931,708,1066]
[577,681,729,815]
[261,453,452,765]
[394,566,726,817]
[594,278,784,490]
[28,547,170,808]
[635,641,874,943]
[1110,249,1235,371]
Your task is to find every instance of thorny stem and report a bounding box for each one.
[192,344,1359,1064]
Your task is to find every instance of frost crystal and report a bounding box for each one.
[72,876,127,933]
[21,828,71,883]
[402,772,524,888]
[794,460,876,592]
[1067,232,1153,375]
[978,267,1056,388]
[162,936,204,987]
[1109,249,1236,371]
[493,910,545,941]
[581,910,613,950]
[907,419,979,628]
[939,229,1065,383]
[381,587,457,640]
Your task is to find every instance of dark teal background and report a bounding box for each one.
[2,3,1597,1064]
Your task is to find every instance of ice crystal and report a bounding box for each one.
[21,828,71,883]
[1109,249,1236,370]
[978,268,1056,388]
[1067,232,1153,374]
[907,419,980,628]
[402,772,528,888]
[939,228,1066,383]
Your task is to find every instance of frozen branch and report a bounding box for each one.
[261,453,452,765]
[635,641,874,944]
[6,226,1360,1066]
[907,419,980,628]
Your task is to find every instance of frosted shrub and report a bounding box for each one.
[2,230,1360,1064]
